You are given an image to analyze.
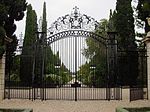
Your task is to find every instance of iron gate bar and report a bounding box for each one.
[75,36,77,101]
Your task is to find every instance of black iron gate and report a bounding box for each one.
[4,7,122,101]
[117,48,148,101]
[43,32,121,101]
[129,49,148,101]
[4,33,122,101]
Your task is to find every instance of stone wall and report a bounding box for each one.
[0,54,5,101]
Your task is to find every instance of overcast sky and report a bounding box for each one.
[15,0,117,37]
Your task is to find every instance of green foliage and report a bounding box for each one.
[0,46,5,57]
[0,0,27,57]
[125,107,150,112]
[11,55,20,75]
[20,4,37,83]
[32,2,47,83]
[45,47,55,74]
[113,0,139,86]
[0,0,26,82]
[35,3,70,85]
[0,26,5,57]
[0,26,5,38]
[83,19,108,59]
[0,0,26,24]
[78,63,91,86]
[23,4,37,46]
[10,74,20,81]
[0,26,6,58]
[136,0,150,32]
[45,64,71,86]
[115,0,136,50]
[108,10,117,32]
[44,47,71,85]
[79,19,108,87]
[42,2,47,36]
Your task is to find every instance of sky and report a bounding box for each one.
[15,0,117,37]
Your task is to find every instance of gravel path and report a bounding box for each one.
[0,99,150,112]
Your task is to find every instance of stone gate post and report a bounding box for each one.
[0,54,5,101]
[143,17,150,100]
[143,32,150,100]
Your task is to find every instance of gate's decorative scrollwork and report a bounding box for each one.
[47,30,106,45]
[47,6,100,37]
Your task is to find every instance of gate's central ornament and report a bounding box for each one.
[48,6,100,36]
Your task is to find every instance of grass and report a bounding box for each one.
[125,107,150,112]
[0,109,32,112]
[0,109,24,112]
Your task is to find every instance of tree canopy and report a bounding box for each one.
[0,0,27,58]
[0,0,27,81]
[20,4,37,83]
[115,0,136,50]
[112,0,138,86]
[79,19,108,87]
[136,0,150,32]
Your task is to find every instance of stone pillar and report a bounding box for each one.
[146,38,150,100]
[143,17,150,100]
[143,31,150,100]
[0,54,5,101]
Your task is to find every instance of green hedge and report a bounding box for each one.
[116,107,150,112]
[0,108,33,112]
[116,107,129,112]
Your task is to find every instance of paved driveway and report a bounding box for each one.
[0,99,150,112]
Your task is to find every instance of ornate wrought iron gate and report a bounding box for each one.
[5,7,122,101]
[42,31,121,101]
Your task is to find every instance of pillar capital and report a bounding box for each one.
[143,17,150,44]
[142,31,150,44]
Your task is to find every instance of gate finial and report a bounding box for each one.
[73,6,79,15]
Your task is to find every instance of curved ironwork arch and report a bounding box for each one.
[47,6,107,45]
[47,6,100,36]
[47,30,107,45]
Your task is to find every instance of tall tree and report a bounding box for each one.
[108,10,117,32]
[42,2,47,40]
[20,4,37,83]
[114,0,138,86]
[115,0,136,50]
[0,0,27,57]
[0,0,27,80]
[33,2,47,85]
[42,1,47,75]
[35,2,70,85]
[136,0,150,33]
[23,5,37,46]
[34,2,47,85]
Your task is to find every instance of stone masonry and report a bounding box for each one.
[0,54,5,100]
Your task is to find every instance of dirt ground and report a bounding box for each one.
[0,99,150,112]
